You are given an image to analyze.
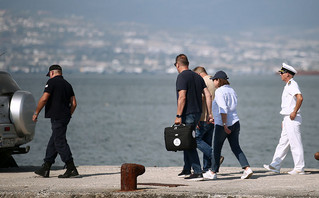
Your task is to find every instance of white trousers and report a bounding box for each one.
[270,115,305,171]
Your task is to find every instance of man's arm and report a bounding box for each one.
[70,96,77,115]
[175,90,186,125]
[290,94,303,120]
[32,92,50,122]
[203,87,213,123]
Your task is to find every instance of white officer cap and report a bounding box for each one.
[279,63,297,75]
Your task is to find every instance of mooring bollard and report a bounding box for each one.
[121,163,145,191]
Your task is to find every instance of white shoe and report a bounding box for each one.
[203,170,217,180]
[263,164,280,173]
[241,167,253,179]
[288,170,305,175]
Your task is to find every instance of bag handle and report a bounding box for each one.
[172,123,186,127]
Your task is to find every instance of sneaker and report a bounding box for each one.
[263,164,280,173]
[220,156,225,165]
[184,173,204,181]
[241,167,253,179]
[178,170,191,178]
[203,170,217,180]
[288,170,305,175]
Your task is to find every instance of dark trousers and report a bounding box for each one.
[212,121,250,173]
[44,118,73,164]
[182,113,202,174]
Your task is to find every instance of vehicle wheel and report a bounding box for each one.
[0,152,18,168]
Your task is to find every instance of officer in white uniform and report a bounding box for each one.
[264,63,305,175]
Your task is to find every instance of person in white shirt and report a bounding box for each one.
[204,70,253,180]
[264,63,305,175]
[193,66,225,180]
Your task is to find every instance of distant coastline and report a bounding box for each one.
[297,70,319,75]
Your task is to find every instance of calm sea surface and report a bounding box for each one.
[12,73,319,169]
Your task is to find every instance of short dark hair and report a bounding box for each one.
[175,54,189,66]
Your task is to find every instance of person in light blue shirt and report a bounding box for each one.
[203,70,253,180]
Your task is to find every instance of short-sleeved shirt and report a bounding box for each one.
[176,70,207,115]
[212,85,239,126]
[44,75,75,119]
[200,75,215,121]
[280,78,301,115]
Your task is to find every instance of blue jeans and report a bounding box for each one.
[212,121,250,173]
[196,121,214,172]
[182,113,202,174]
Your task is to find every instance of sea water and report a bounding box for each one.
[13,73,319,169]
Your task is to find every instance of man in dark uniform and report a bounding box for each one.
[33,64,79,178]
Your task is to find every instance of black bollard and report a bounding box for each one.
[121,163,145,191]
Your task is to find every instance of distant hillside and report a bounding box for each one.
[1,1,319,74]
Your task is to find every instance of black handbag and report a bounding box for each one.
[164,124,197,151]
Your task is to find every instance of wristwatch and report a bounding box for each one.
[176,114,182,118]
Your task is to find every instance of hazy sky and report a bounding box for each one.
[1,0,319,32]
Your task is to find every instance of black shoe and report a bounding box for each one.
[35,162,52,178]
[178,170,191,177]
[184,173,203,181]
[58,160,79,178]
[220,156,225,165]
[58,168,79,178]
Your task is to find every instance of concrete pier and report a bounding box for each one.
[1,166,319,197]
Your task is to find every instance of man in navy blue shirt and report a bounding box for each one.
[33,65,79,178]
[174,54,213,181]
